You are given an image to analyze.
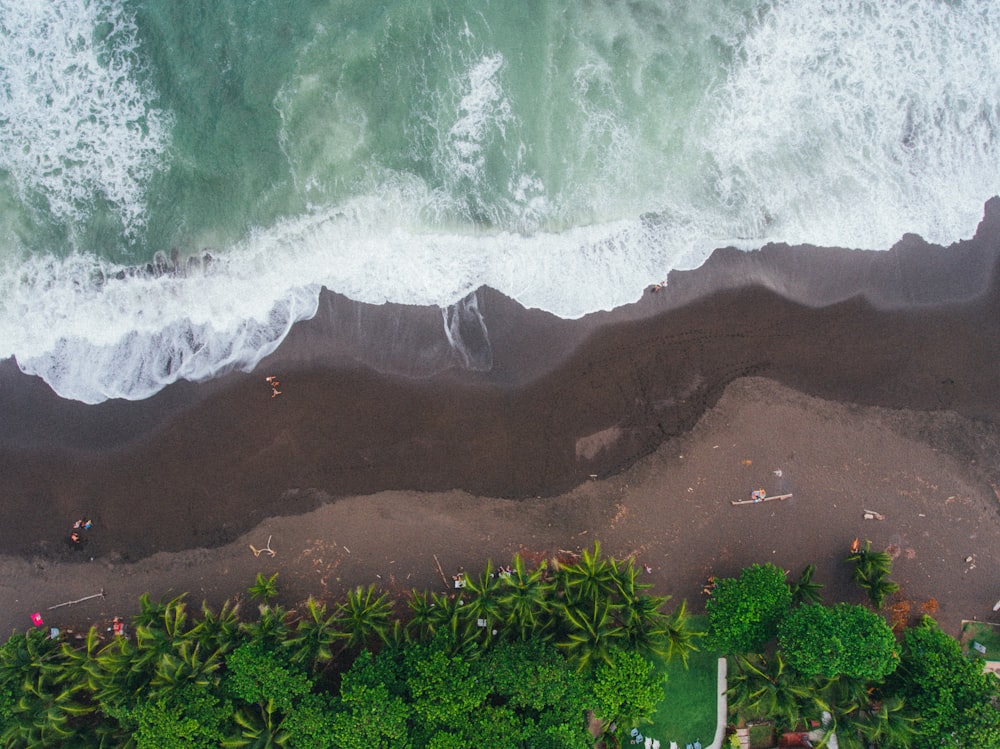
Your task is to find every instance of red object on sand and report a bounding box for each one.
[30,612,43,627]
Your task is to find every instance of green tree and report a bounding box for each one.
[129,683,233,749]
[885,616,1000,749]
[223,641,314,749]
[779,603,897,681]
[590,647,665,732]
[744,652,817,732]
[706,563,792,654]
[778,603,841,678]
[332,650,411,749]
[280,693,338,749]
[404,637,489,731]
[224,641,312,715]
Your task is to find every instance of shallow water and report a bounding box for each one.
[1,0,998,402]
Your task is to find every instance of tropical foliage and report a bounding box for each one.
[1,551,995,749]
[0,546,692,748]
[883,616,1000,749]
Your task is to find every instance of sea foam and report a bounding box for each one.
[0,0,171,236]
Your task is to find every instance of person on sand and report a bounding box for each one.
[69,532,81,545]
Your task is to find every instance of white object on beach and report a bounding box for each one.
[993,598,1000,612]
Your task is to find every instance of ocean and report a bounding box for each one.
[1,0,998,404]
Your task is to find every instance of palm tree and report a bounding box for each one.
[0,630,92,747]
[148,638,225,698]
[462,560,504,643]
[406,589,437,641]
[248,572,280,606]
[556,541,619,607]
[663,599,702,668]
[859,574,901,609]
[846,541,899,608]
[241,604,292,650]
[820,674,872,719]
[726,654,769,723]
[497,554,555,641]
[791,564,824,606]
[283,597,340,669]
[728,652,818,732]
[860,695,918,748]
[336,584,394,653]
[188,599,243,654]
[556,598,624,671]
[618,592,671,660]
[132,592,189,631]
[611,556,653,604]
[224,703,290,749]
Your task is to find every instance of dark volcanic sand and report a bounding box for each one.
[1,200,999,639]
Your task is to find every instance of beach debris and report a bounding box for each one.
[741,459,752,466]
[249,535,276,558]
[47,589,106,611]
[863,509,886,520]
[773,469,783,477]
[433,554,448,586]
[993,599,1000,612]
[731,490,793,506]
[30,612,44,627]
[850,537,860,553]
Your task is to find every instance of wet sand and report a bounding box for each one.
[1,200,998,638]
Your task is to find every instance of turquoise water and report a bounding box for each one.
[1,0,998,402]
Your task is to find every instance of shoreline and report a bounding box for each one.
[1,201,999,638]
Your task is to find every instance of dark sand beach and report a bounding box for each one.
[1,199,999,639]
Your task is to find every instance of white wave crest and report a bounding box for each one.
[4,251,318,404]
[706,0,1000,249]
[0,0,172,234]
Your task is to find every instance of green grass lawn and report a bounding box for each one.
[960,620,1000,660]
[642,616,719,748]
